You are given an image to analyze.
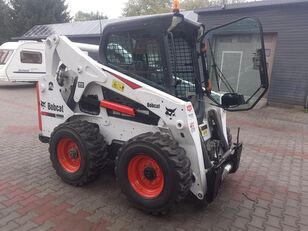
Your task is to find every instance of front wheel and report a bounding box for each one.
[115,132,192,214]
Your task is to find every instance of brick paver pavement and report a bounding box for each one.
[0,83,308,231]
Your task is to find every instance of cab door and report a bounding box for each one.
[202,17,268,111]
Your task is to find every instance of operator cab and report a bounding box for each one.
[99,13,268,113]
[100,14,202,97]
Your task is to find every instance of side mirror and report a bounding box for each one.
[222,93,245,108]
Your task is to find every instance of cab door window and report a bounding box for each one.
[203,17,268,111]
[0,50,13,64]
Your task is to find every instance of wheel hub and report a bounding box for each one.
[68,148,78,159]
[128,154,164,199]
[57,137,81,173]
[143,167,157,181]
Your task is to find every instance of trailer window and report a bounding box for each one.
[20,51,42,64]
[0,50,13,65]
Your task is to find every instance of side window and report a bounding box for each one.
[106,31,165,87]
[106,34,133,65]
[0,50,13,65]
[20,51,42,64]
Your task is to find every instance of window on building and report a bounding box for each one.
[0,50,13,65]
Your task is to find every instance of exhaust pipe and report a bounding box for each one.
[221,163,232,181]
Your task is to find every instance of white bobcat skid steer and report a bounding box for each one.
[37,13,268,214]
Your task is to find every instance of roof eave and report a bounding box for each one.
[195,0,308,14]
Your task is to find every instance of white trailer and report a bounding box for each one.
[0,40,98,83]
[0,41,45,82]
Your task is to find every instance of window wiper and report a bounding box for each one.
[207,40,235,93]
[207,40,221,92]
[212,63,235,93]
[168,32,179,96]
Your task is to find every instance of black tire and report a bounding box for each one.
[115,132,193,214]
[49,120,108,186]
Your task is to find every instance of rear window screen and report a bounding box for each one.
[0,50,13,65]
[20,51,42,64]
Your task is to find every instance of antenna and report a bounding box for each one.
[99,19,103,35]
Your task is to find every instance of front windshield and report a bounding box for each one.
[0,49,13,65]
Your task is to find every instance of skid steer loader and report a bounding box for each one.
[37,10,268,214]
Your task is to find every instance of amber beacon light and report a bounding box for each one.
[172,0,180,13]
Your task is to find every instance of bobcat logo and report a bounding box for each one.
[165,107,177,117]
[40,101,46,109]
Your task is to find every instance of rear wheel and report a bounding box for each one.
[49,121,108,186]
[115,132,192,214]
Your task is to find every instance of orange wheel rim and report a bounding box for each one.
[57,137,81,173]
[128,154,164,199]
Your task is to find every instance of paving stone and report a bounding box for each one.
[13,221,38,231]
[282,224,299,231]
[237,206,252,219]
[268,207,283,218]
[14,212,37,225]
[0,221,20,231]
[31,221,56,231]
[0,212,21,227]
[253,207,267,218]
[298,215,308,226]
[246,225,263,231]
[265,215,281,229]
[283,215,298,228]
[264,226,281,231]
[0,204,21,217]
[249,216,266,230]
[271,199,284,209]
[284,206,299,217]
[298,224,308,231]
[300,206,308,216]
